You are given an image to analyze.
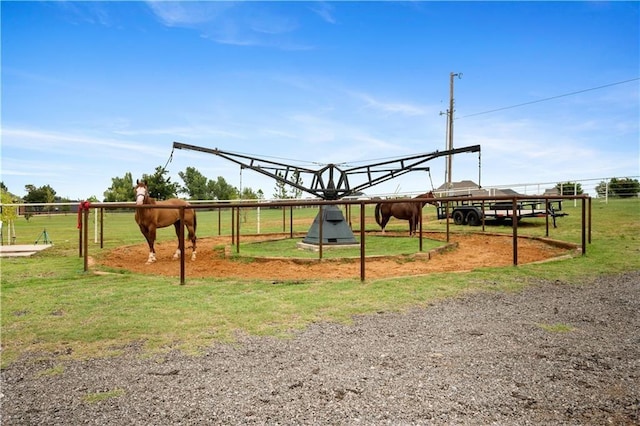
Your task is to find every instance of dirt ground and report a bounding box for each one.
[98,232,576,280]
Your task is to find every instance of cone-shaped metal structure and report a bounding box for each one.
[302,205,357,245]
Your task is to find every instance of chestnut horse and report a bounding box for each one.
[134,180,197,264]
[375,191,438,236]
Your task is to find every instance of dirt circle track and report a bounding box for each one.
[97,232,578,280]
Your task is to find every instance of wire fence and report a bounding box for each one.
[388,176,638,201]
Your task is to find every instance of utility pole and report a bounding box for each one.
[446,72,462,190]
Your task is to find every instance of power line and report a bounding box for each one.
[458,77,640,119]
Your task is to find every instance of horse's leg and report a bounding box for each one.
[172,221,181,260]
[415,209,422,236]
[187,224,197,261]
[149,227,158,263]
[144,225,157,264]
[138,225,155,264]
[411,206,420,236]
[188,210,197,261]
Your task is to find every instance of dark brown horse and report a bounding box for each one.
[134,180,197,264]
[375,191,438,236]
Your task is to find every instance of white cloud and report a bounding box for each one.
[113,126,242,140]
[349,92,431,116]
[2,127,166,158]
[146,2,233,27]
[146,1,312,50]
[309,2,337,24]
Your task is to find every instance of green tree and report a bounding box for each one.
[272,170,304,199]
[1,190,18,221]
[609,177,640,198]
[52,196,73,213]
[208,176,238,200]
[555,181,583,196]
[178,167,209,200]
[0,190,18,243]
[103,172,135,202]
[141,166,180,200]
[289,170,304,199]
[273,171,288,199]
[23,184,56,212]
[239,187,261,200]
[177,166,253,200]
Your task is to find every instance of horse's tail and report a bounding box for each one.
[374,203,382,227]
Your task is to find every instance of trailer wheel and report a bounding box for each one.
[452,210,466,225]
[466,210,481,226]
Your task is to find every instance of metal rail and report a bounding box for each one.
[172,141,480,200]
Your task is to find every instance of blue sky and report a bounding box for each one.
[2,1,638,200]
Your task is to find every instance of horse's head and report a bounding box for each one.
[416,191,439,207]
[135,180,148,205]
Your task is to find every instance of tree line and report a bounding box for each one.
[1,176,638,214]
[104,166,266,202]
[0,164,309,212]
[552,179,639,197]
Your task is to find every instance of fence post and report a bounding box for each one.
[581,196,587,256]
[512,197,518,266]
[236,207,241,254]
[318,205,323,260]
[231,207,235,246]
[445,201,451,243]
[360,201,365,281]
[418,207,423,252]
[179,206,185,285]
[588,196,592,245]
[545,199,550,237]
[289,206,294,238]
[83,207,89,272]
[78,217,83,257]
[100,208,104,249]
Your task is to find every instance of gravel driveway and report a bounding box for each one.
[2,271,639,425]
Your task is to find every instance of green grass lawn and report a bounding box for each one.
[234,235,444,259]
[1,199,638,367]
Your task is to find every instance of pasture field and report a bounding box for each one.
[1,199,638,367]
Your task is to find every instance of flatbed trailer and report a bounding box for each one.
[436,198,567,227]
